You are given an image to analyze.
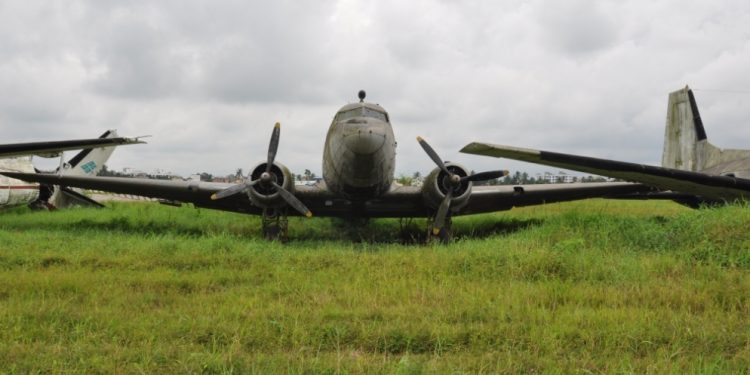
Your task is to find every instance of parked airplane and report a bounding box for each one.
[0,130,143,209]
[2,91,649,242]
[461,86,750,207]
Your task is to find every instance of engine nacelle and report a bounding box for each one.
[421,163,472,211]
[247,162,295,209]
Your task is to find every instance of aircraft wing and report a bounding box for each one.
[459,182,652,214]
[0,136,144,158]
[0,173,261,214]
[461,142,750,201]
[0,172,652,218]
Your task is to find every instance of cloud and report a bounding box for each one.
[534,0,619,57]
[1,0,750,178]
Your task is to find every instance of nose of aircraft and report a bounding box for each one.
[342,122,387,154]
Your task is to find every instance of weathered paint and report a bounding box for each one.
[47,129,123,208]
[662,86,750,178]
[0,157,39,206]
[322,100,397,199]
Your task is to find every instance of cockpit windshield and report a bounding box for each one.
[338,108,361,122]
[363,107,388,122]
[337,107,389,122]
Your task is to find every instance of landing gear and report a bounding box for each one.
[427,215,453,244]
[398,217,422,244]
[262,208,288,241]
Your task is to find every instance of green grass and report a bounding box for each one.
[0,199,749,373]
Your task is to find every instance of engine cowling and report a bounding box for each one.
[421,162,472,211]
[246,162,295,209]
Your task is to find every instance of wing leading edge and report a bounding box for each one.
[0,136,144,158]
[1,172,653,218]
[461,142,750,201]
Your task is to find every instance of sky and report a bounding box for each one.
[2,0,750,178]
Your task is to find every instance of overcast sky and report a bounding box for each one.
[2,0,750,177]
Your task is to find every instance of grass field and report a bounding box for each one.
[0,199,748,373]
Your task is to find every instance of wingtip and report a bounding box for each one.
[459,142,484,153]
[458,143,473,152]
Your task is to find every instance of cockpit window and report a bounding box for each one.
[363,107,388,122]
[336,107,389,122]
[337,108,361,121]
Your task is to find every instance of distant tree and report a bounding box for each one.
[98,164,112,176]
[512,171,522,184]
[199,172,213,182]
[396,174,414,186]
[98,164,127,177]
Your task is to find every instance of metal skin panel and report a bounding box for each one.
[662,87,750,175]
[48,129,127,208]
[0,157,39,206]
[323,103,396,199]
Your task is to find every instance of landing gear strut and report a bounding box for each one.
[262,208,288,241]
[427,214,453,244]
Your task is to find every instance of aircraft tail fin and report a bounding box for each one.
[46,129,123,209]
[64,129,120,176]
[661,86,750,172]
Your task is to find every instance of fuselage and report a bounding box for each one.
[0,157,40,207]
[322,101,396,199]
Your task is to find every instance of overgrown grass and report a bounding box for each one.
[0,199,748,373]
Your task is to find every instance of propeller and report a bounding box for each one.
[417,136,508,235]
[211,123,312,218]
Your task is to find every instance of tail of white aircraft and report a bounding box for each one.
[63,129,120,176]
[47,130,123,208]
[662,86,750,172]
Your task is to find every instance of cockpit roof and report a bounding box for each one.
[337,101,388,114]
[335,101,390,123]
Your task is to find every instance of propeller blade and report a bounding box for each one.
[462,170,509,182]
[432,189,453,235]
[211,182,249,200]
[417,136,450,175]
[266,122,281,173]
[271,181,313,218]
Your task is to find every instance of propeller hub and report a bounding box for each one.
[450,174,461,187]
[260,172,273,184]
